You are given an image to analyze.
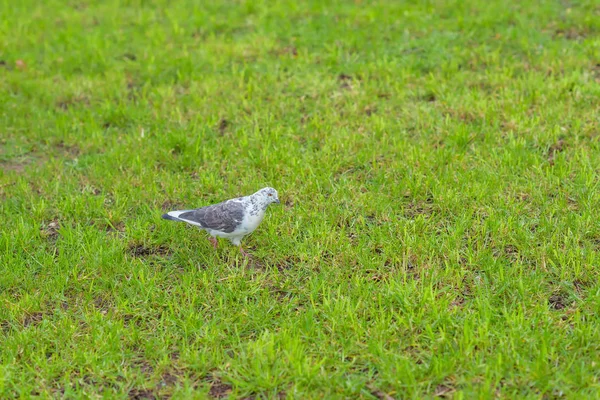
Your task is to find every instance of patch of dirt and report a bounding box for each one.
[246,253,265,270]
[442,108,482,125]
[160,371,178,388]
[56,96,89,111]
[320,250,334,262]
[93,295,112,315]
[592,63,600,82]
[218,118,229,135]
[434,383,456,398]
[553,27,592,41]
[242,393,285,400]
[364,214,384,226]
[515,192,530,202]
[500,119,518,133]
[491,244,520,263]
[566,196,579,212]
[87,186,102,196]
[449,296,465,310]
[284,46,298,56]
[126,76,142,100]
[82,375,97,385]
[272,46,297,57]
[383,257,397,269]
[275,255,300,272]
[40,219,60,240]
[347,231,358,243]
[23,311,44,327]
[283,196,294,209]
[503,245,519,261]
[107,221,125,233]
[403,198,435,219]
[51,387,66,397]
[133,359,154,376]
[1,320,12,333]
[373,243,384,255]
[368,266,390,283]
[547,138,566,165]
[419,91,437,102]
[585,235,600,252]
[192,29,208,39]
[469,79,496,93]
[128,388,156,399]
[54,140,81,157]
[122,313,144,327]
[338,73,354,89]
[549,293,569,310]
[208,378,232,399]
[1,157,33,173]
[127,243,171,258]
[367,384,395,400]
[403,254,418,274]
[573,279,590,293]
[364,105,377,116]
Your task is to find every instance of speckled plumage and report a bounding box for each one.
[162,187,280,254]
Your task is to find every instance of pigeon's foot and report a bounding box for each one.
[239,246,250,258]
[208,237,218,249]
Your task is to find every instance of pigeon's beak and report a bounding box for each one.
[275,198,280,204]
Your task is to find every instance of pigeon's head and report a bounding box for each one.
[255,187,280,206]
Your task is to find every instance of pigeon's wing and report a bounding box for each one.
[177,200,245,233]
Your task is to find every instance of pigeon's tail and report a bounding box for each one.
[162,213,180,221]
[162,210,196,223]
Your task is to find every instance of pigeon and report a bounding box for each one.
[162,187,280,256]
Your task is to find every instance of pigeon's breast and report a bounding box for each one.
[240,210,265,234]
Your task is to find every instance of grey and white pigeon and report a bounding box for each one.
[162,187,280,256]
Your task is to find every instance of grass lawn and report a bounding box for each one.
[2,0,600,398]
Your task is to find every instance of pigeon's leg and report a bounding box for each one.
[208,237,218,249]
[229,237,248,257]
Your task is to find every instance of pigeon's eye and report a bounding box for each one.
[268,193,272,196]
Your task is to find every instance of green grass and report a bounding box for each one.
[2,0,600,398]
